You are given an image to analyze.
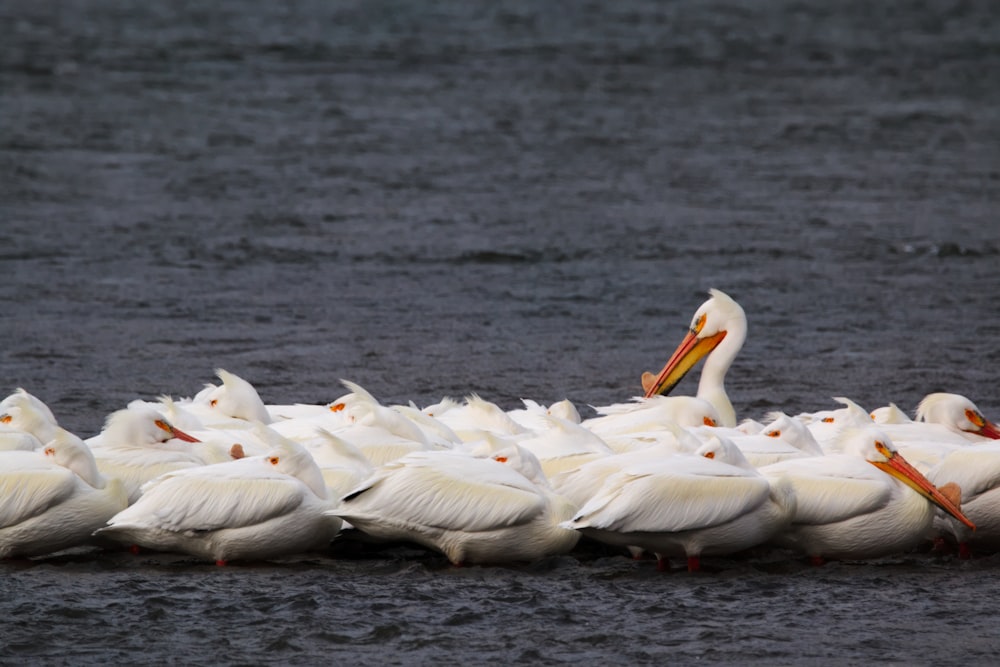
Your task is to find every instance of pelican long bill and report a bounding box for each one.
[870,442,976,531]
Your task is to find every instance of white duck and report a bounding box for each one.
[96,433,341,564]
[1,430,128,558]
[640,289,747,428]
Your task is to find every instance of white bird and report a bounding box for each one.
[870,402,912,425]
[926,442,1000,557]
[330,445,579,565]
[514,414,615,479]
[0,423,42,452]
[88,403,213,503]
[562,436,796,572]
[179,368,274,426]
[640,289,747,427]
[0,388,61,446]
[866,394,1000,474]
[695,412,824,468]
[583,395,724,437]
[759,427,975,563]
[432,394,531,442]
[796,397,874,450]
[506,398,582,431]
[96,434,341,564]
[915,393,1000,442]
[548,422,702,509]
[1,430,128,558]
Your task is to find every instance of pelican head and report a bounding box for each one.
[641,289,747,427]
[916,393,1000,440]
[642,289,746,398]
[103,403,201,446]
[844,427,976,531]
[202,369,272,424]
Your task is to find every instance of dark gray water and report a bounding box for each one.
[2,0,999,664]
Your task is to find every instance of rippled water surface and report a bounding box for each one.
[2,0,1000,664]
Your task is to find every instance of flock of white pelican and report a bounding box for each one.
[2,289,998,571]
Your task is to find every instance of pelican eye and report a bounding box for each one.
[965,409,985,429]
[330,402,346,412]
[691,313,707,334]
[0,414,10,424]
[44,447,55,456]
[873,440,893,457]
[821,417,835,423]
[703,416,716,427]
[494,456,508,463]
[766,430,780,438]
[154,419,173,434]
[268,456,280,465]
[703,451,715,459]
[210,399,218,408]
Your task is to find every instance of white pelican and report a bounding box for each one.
[0,423,42,451]
[796,397,874,450]
[506,398,582,431]
[870,403,912,425]
[96,434,341,564]
[547,422,703,509]
[432,394,531,442]
[640,289,747,427]
[179,368,274,426]
[514,414,615,479]
[88,403,210,503]
[760,427,975,563]
[583,395,723,437]
[330,444,579,565]
[0,388,61,445]
[915,393,1000,441]
[867,394,999,474]
[561,436,796,572]
[697,412,824,468]
[927,443,1000,557]
[1,430,128,558]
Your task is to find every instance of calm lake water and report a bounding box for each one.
[2,0,999,664]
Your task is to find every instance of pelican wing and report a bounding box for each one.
[928,445,1000,501]
[571,466,772,533]
[339,454,545,532]
[762,458,892,525]
[0,467,79,529]
[107,467,306,533]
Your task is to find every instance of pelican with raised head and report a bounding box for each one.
[641,289,747,427]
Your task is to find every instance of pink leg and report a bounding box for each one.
[686,556,700,573]
[959,543,972,560]
[215,559,228,566]
[808,555,825,567]
[656,556,671,572]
